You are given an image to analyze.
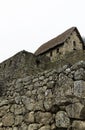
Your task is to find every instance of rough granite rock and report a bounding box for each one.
[2,113,14,126]
[55,111,70,128]
[74,80,85,98]
[24,111,35,124]
[39,125,51,130]
[66,102,84,119]
[72,121,85,130]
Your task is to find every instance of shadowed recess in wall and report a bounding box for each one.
[0,81,5,96]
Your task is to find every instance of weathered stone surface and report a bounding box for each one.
[13,127,18,130]
[0,105,10,117]
[71,61,85,70]
[65,68,71,74]
[50,123,56,130]
[15,115,23,125]
[34,100,44,111]
[22,96,35,111]
[0,128,3,130]
[0,99,9,107]
[26,91,32,97]
[28,123,40,130]
[45,89,53,97]
[19,122,27,130]
[24,111,34,124]
[35,112,53,125]
[66,102,84,119]
[34,81,41,88]
[23,76,32,83]
[47,81,55,89]
[55,111,70,128]
[39,125,51,130]
[74,68,85,80]
[14,95,22,104]
[6,128,12,130]
[44,98,53,111]
[2,113,14,126]
[10,104,25,115]
[57,74,74,97]
[0,122,2,127]
[80,106,85,119]
[74,80,85,97]
[72,120,85,130]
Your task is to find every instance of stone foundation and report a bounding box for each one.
[0,61,85,130]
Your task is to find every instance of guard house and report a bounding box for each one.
[35,27,84,61]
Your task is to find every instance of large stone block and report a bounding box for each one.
[74,80,85,98]
[66,102,84,119]
[21,96,35,111]
[72,120,85,130]
[2,113,14,126]
[74,68,85,80]
[35,112,53,125]
[0,105,10,117]
[0,99,9,107]
[39,125,51,130]
[55,111,70,128]
[10,104,25,115]
[28,124,40,130]
[24,112,34,124]
[13,127,18,130]
[44,98,53,111]
[15,115,23,125]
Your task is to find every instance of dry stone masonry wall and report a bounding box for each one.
[0,61,85,130]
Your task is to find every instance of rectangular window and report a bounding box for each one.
[73,41,76,50]
[56,48,59,53]
[50,51,52,57]
[73,41,76,47]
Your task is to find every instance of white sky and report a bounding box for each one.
[0,0,85,62]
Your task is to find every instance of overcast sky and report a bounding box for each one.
[0,0,85,62]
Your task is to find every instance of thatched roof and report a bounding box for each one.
[35,27,80,55]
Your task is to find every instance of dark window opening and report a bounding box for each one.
[73,41,76,47]
[56,48,59,53]
[9,60,12,66]
[73,41,76,50]
[4,64,6,68]
[50,51,52,57]
[36,59,40,67]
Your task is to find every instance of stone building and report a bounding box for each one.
[35,27,84,61]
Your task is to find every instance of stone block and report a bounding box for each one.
[55,111,70,128]
[74,80,85,98]
[35,112,53,125]
[72,120,85,130]
[74,68,85,80]
[39,125,51,130]
[24,112,34,124]
[15,115,23,125]
[66,102,84,119]
[28,124,40,130]
[2,113,14,126]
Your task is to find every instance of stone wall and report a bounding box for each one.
[0,61,85,130]
[0,50,50,80]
